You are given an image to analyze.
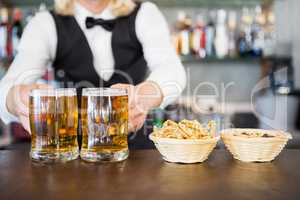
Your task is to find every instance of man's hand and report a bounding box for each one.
[111,81,163,132]
[6,84,51,133]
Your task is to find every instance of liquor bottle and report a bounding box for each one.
[238,8,253,57]
[263,11,275,57]
[251,6,264,57]
[39,3,47,11]
[237,31,248,57]
[205,12,215,57]
[175,11,192,56]
[12,8,23,57]
[6,24,13,59]
[179,30,190,56]
[171,30,181,55]
[0,8,8,59]
[228,11,237,58]
[214,9,229,59]
[191,15,206,58]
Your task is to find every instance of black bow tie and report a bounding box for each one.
[85,17,116,31]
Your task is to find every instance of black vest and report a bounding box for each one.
[50,3,148,89]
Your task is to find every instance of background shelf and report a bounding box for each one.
[1,0,271,8]
[181,55,261,64]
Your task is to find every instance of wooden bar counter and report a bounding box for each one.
[1,144,300,200]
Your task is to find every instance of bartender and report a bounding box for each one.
[0,0,186,148]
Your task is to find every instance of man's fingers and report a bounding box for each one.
[14,86,31,116]
[111,84,130,90]
[129,108,145,122]
[135,114,146,130]
[129,105,147,119]
[16,84,51,116]
[19,115,31,135]
[129,113,146,133]
[111,83,151,132]
[37,84,52,89]
[128,122,135,133]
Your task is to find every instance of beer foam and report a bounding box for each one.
[30,89,56,97]
[82,88,128,96]
[56,88,77,97]
[30,88,77,97]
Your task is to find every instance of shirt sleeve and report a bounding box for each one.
[135,2,187,108]
[0,11,56,124]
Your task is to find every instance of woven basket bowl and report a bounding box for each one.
[221,129,292,162]
[149,134,220,163]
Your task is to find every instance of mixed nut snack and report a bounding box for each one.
[153,119,216,139]
[231,130,288,138]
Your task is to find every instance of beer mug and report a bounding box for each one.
[56,88,79,161]
[80,88,129,162]
[29,89,59,162]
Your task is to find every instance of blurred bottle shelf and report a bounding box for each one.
[2,0,271,8]
[171,2,274,63]
[0,57,13,67]
[151,0,268,8]
[0,0,52,7]
[180,55,261,64]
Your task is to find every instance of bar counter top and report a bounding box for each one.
[1,144,300,200]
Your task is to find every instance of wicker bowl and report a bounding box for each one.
[149,134,220,163]
[221,129,292,162]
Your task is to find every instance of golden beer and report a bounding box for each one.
[29,89,59,162]
[80,88,129,162]
[56,88,79,161]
